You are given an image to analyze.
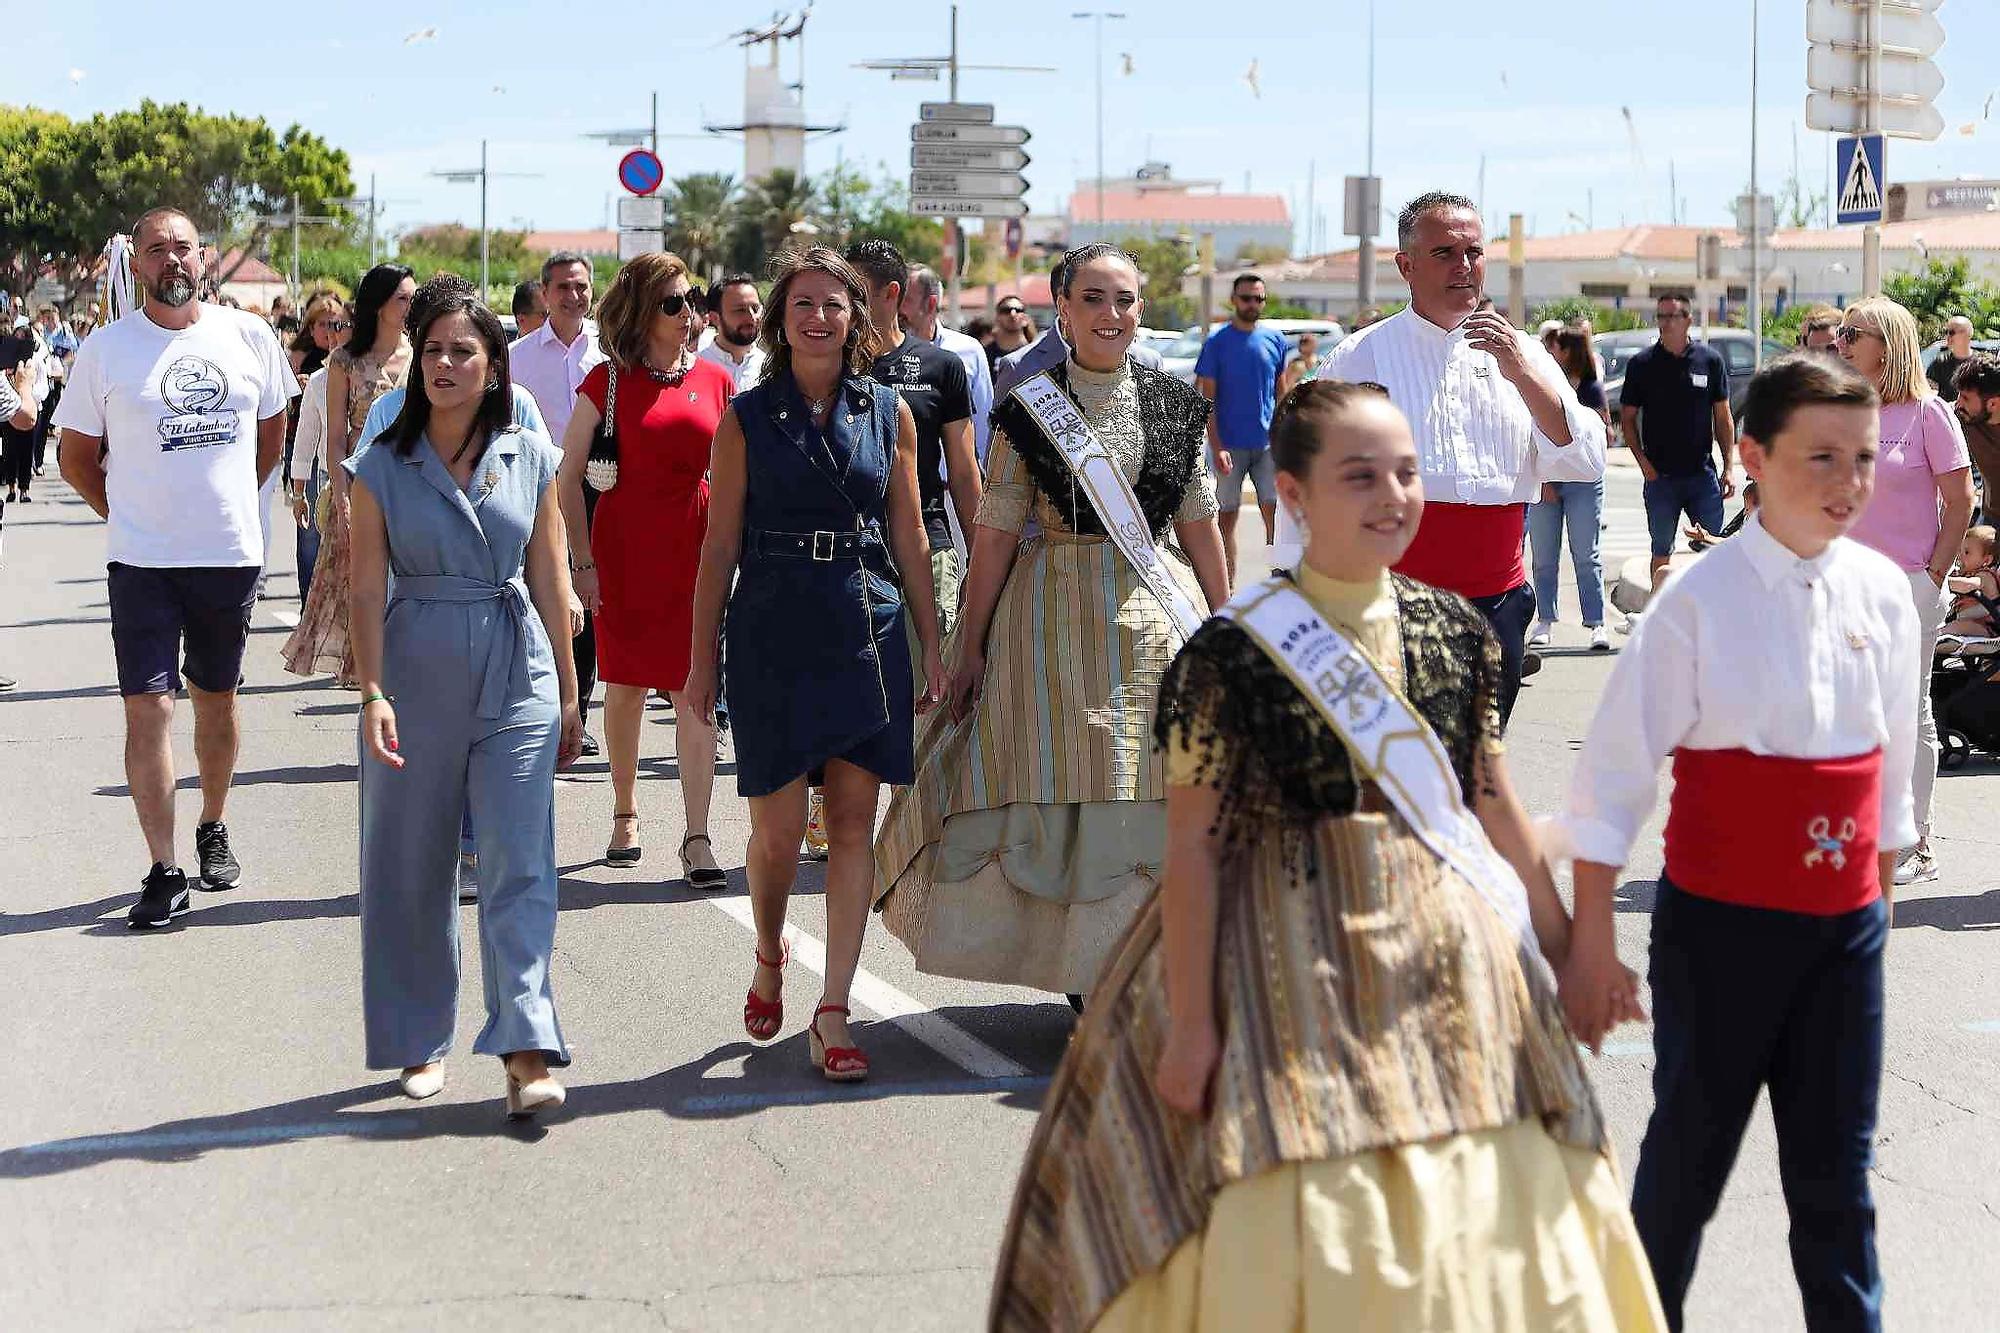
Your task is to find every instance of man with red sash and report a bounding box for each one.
[1556,354,1920,1332]
[1309,190,1606,724]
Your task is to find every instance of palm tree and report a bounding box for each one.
[664,172,737,281]
[741,169,820,264]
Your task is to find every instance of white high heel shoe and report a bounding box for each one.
[504,1070,566,1119]
[399,1063,445,1100]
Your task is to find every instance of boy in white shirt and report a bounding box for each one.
[1556,354,1919,1331]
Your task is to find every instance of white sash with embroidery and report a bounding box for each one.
[1014,370,1207,638]
[1219,576,1548,974]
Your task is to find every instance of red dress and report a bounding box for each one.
[580,358,733,691]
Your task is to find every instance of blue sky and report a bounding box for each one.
[12,0,1999,251]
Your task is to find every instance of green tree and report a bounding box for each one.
[0,100,351,304]
[1119,235,1196,328]
[665,171,738,280]
[1882,255,2000,342]
[730,169,819,273]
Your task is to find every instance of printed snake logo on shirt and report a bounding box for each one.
[155,355,238,450]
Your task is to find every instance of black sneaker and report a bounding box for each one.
[1520,649,1544,679]
[579,731,600,757]
[128,865,190,929]
[195,820,241,891]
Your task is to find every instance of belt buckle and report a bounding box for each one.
[811,530,836,561]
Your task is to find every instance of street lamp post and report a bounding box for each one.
[1356,0,1377,319]
[1072,11,1125,233]
[433,142,537,298]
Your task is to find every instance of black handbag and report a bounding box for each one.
[584,362,620,491]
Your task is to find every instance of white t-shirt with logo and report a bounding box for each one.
[54,304,294,568]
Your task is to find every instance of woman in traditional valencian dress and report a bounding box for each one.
[990,380,1664,1332]
[873,244,1229,999]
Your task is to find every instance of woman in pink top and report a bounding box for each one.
[1840,296,1974,885]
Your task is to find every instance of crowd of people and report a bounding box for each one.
[25,185,1999,1330]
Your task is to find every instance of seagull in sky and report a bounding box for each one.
[404,26,438,45]
[1243,59,1261,99]
[67,68,85,83]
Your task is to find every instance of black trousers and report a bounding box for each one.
[1,423,33,494]
[1632,880,1887,1332]
[1467,581,1535,728]
[33,380,61,470]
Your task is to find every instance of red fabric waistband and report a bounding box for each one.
[1394,501,1527,600]
[1664,748,1883,915]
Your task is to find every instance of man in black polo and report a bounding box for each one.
[1620,294,1736,605]
[843,239,979,636]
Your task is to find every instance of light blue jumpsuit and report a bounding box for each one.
[346,427,569,1070]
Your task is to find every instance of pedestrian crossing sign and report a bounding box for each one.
[1835,133,1886,226]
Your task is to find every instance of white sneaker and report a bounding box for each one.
[1589,625,1612,651]
[1893,847,1939,886]
[1618,611,1643,635]
[1528,620,1553,648]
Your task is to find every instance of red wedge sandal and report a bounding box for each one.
[743,941,789,1042]
[808,1003,870,1082]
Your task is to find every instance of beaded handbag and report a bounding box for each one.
[584,362,620,491]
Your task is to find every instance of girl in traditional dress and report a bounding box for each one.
[873,243,1229,1000]
[990,380,1662,1332]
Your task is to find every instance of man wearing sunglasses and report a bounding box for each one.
[993,296,1036,360]
[1194,273,1288,582]
[1619,293,1735,604]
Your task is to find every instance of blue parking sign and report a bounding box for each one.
[1835,134,1885,226]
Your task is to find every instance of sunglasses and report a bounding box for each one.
[659,287,708,317]
[997,305,1026,315]
[1836,324,1882,346]
[321,320,351,332]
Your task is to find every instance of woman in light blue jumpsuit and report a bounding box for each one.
[347,294,583,1119]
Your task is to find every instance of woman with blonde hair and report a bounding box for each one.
[1839,295,1975,885]
[557,252,735,884]
[685,246,944,1082]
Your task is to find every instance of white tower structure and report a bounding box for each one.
[706,9,845,183]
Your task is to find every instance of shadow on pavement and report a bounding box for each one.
[555,858,826,909]
[0,1003,1068,1176]
[3,679,332,706]
[1894,889,2000,931]
[0,614,111,629]
[1612,879,1657,914]
[94,763,358,796]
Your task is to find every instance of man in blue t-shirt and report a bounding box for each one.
[1195,273,1289,580]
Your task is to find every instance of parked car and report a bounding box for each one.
[1159,318,1347,386]
[1595,327,1787,422]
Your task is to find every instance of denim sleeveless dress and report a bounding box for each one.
[726,372,915,796]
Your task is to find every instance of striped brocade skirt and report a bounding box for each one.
[872,531,1202,995]
[989,809,1657,1333]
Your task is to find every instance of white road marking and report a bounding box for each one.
[267,605,299,629]
[707,897,1030,1080]
[1958,1020,2000,1034]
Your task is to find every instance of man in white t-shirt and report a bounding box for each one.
[696,273,766,391]
[55,206,296,929]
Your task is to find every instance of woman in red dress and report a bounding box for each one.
[557,252,733,887]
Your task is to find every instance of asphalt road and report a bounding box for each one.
[5,460,1998,1331]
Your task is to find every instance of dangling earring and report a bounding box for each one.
[485,379,500,393]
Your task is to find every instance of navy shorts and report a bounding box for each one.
[1642,468,1725,558]
[107,562,261,696]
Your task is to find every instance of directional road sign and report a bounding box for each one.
[911,144,1031,171]
[1807,45,1944,102]
[617,149,664,196]
[909,170,1028,199]
[909,196,1031,219]
[1807,93,1945,141]
[1805,0,1943,55]
[920,102,995,124]
[1836,133,1887,225]
[912,123,1031,146]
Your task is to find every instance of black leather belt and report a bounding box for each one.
[746,526,879,561]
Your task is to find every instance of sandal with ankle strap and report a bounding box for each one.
[808,1003,869,1083]
[679,832,728,891]
[743,941,789,1041]
[606,811,642,866]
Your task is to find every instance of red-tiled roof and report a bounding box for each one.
[212,249,284,284]
[524,230,619,256]
[1068,190,1290,226]
[958,274,1053,308]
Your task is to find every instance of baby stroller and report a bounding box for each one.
[1934,585,2000,770]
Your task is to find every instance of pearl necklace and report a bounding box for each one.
[640,350,694,385]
